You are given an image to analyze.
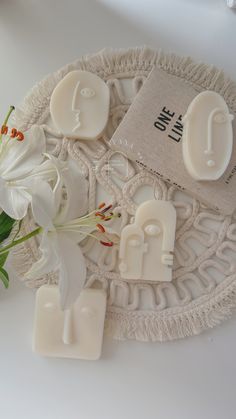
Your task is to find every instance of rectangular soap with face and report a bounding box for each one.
[33,285,107,360]
[109,67,236,215]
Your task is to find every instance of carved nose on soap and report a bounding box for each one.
[62,308,74,345]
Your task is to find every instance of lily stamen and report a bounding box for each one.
[0,106,24,143]
[101,204,113,214]
[10,128,17,138]
[95,211,105,219]
[0,106,15,142]
[1,125,8,135]
[96,223,105,233]
[100,240,113,247]
[16,131,24,141]
[54,203,119,248]
[98,202,106,209]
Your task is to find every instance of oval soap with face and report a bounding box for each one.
[182,91,234,181]
[50,70,110,140]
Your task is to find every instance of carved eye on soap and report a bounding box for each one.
[144,224,161,236]
[50,70,110,140]
[128,236,142,247]
[182,91,234,181]
[80,87,96,98]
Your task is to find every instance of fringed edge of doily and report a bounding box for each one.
[11,46,236,342]
[105,276,236,342]
[12,232,236,342]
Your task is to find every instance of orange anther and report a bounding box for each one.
[95,212,105,219]
[98,202,106,209]
[1,125,8,135]
[96,223,105,233]
[16,131,24,141]
[100,240,113,247]
[104,216,112,221]
[10,128,17,138]
[101,204,113,214]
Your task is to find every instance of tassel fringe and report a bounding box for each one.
[105,277,236,342]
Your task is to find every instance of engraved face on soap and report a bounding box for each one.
[119,200,176,283]
[182,91,234,181]
[50,70,110,140]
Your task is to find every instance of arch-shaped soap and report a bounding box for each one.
[182,91,234,181]
[119,200,176,282]
[50,70,110,140]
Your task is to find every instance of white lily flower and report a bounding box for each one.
[25,159,119,310]
[0,125,59,223]
[27,229,87,310]
[25,163,91,310]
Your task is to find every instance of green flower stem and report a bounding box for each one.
[0,226,41,255]
[0,106,15,142]
[3,106,15,126]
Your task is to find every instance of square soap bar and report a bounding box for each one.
[33,285,107,360]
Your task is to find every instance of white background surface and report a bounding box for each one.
[0,1,236,418]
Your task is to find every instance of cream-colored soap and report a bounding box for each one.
[33,285,107,360]
[50,70,110,140]
[119,200,176,282]
[182,91,234,181]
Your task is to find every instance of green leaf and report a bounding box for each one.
[0,212,16,244]
[0,251,9,267]
[0,267,9,288]
[11,219,23,242]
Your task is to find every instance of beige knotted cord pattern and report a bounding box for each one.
[11,47,236,342]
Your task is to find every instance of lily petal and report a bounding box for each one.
[25,231,60,279]
[29,159,58,184]
[54,159,89,224]
[0,126,46,181]
[0,177,31,220]
[29,180,55,229]
[57,232,87,310]
[43,153,65,216]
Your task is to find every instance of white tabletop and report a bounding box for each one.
[0,1,236,418]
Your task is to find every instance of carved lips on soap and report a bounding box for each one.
[50,70,110,140]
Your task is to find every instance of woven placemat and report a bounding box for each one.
[12,47,236,342]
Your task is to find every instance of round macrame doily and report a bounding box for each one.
[12,47,236,342]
